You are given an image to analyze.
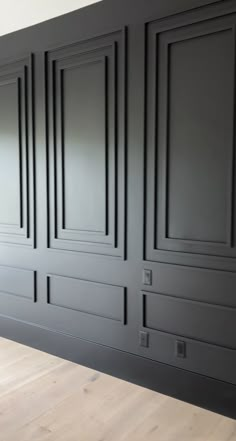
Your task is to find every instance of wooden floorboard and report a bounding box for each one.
[0,337,235,440]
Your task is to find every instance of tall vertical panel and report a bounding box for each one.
[63,60,106,234]
[0,80,20,226]
[167,30,232,244]
[0,56,35,247]
[145,14,236,266]
[46,30,126,258]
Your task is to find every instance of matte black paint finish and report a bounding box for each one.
[0,0,235,417]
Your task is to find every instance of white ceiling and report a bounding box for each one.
[0,0,101,36]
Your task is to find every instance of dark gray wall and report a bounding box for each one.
[0,0,235,416]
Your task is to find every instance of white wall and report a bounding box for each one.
[0,0,101,36]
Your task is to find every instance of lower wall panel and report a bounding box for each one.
[140,326,236,385]
[139,291,236,384]
[142,291,236,348]
[147,262,236,307]
[0,265,36,302]
[0,270,128,353]
[0,314,236,419]
[47,274,126,324]
[43,274,127,348]
[1,269,236,386]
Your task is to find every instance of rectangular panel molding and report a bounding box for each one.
[145,12,236,268]
[0,55,35,247]
[46,30,127,258]
[47,274,126,324]
[0,265,36,301]
[141,290,236,349]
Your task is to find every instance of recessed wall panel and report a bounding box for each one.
[0,55,35,247]
[63,60,106,233]
[0,80,20,226]
[47,274,126,324]
[167,30,233,244]
[0,266,36,301]
[145,15,236,265]
[142,291,236,349]
[46,30,126,257]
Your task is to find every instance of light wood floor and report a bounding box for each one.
[0,337,235,440]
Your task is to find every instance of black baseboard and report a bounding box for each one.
[0,315,235,419]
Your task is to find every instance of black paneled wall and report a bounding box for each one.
[0,0,235,417]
